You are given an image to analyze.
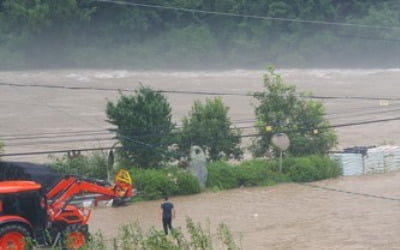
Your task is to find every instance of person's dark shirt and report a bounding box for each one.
[161,201,174,219]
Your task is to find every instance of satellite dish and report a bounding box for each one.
[271,133,290,151]
[271,133,290,173]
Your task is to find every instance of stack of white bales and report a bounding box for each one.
[332,145,400,176]
[364,145,400,174]
[331,153,363,176]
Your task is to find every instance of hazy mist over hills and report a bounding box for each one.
[0,0,399,70]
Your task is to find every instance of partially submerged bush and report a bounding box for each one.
[207,156,341,190]
[207,159,288,190]
[284,155,341,182]
[206,161,238,189]
[129,167,201,200]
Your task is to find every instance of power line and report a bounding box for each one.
[326,103,400,116]
[2,81,400,101]
[0,119,255,141]
[0,147,115,157]
[4,137,116,147]
[0,131,112,141]
[326,106,400,120]
[4,111,400,146]
[2,99,399,141]
[93,0,400,31]
[1,81,120,146]
[3,115,400,157]
[89,0,400,44]
[2,102,400,143]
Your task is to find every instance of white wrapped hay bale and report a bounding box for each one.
[381,146,400,172]
[332,153,363,176]
[364,148,385,174]
[364,145,400,173]
[331,145,400,176]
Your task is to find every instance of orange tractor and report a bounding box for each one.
[0,165,133,249]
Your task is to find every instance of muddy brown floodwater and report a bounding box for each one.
[91,171,400,250]
[3,69,400,161]
[1,69,400,249]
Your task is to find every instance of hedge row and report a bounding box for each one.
[129,155,341,200]
[47,153,341,200]
[206,159,289,189]
[129,167,201,200]
[283,155,342,182]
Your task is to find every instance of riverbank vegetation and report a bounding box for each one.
[49,153,341,200]
[48,68,341,199]
[1,0,399,70]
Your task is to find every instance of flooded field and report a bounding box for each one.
[91,171,400,249]
[1,69,400,249]
[2,69,400,161]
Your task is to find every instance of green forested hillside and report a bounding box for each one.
[0,0,399,69]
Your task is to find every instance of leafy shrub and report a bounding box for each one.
[129,167,201,200]
[309,155,342,178]
[285,155,341,182]
[286,158,320,182]
[131,169,175,200]
[206,161,238,189]
[207,156,340,189]
[128,155,340,199]
[48,151,108,179]
[234,160,269,186]
[207,159,287,189]
[174,172,201,195]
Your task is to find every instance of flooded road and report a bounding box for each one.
[91,171,400,249]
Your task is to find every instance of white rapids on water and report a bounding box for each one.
[1,69,400,249]
[1,68,400,162]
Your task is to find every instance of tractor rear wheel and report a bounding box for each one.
[63,224,89,250]
[0,224,31,250]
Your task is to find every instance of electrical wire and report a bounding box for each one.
[2,102,400,144]
[4,137,116,147]
[2,81,400,101]
[88,0,400,46]
[93,0,400,31]
[0,131,113,141]
[3,115,400,157]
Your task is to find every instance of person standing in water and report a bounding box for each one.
[161,196,175,235]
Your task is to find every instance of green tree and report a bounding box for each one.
[0,0,93,67]
[252,68,337,157]
[1,0,400,69]
[178,97,242,161]
[49,151,109,179]
[106,87,175,168]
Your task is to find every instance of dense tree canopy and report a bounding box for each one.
[252,68,337,157]
[106,87,175,168]
[0,0,399,69]
[178,97,242,162]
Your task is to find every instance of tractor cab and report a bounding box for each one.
[0,181,48,243]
